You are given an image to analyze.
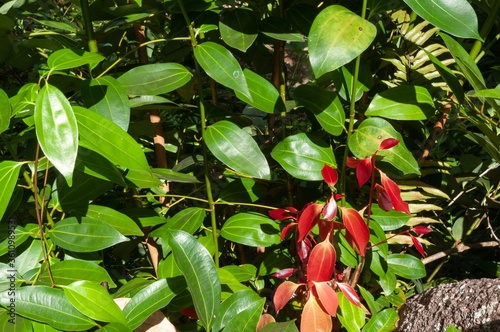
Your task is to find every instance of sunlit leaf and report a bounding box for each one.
[301,296,332,332]
[313,282,338,316]
[212,289,265,332]
[297,203,324,242]
[221,212,280,247]
[273,281,302,313]
[235,69,284,114]
[379,171,410,214]
[336,283,360,307]
[307,240,336,282]
[340,207,369,256]
[219,8,258,52]
[48,48,104,71]
[387,253,426,279]
[0,161,23,221]
[0,88,9,135]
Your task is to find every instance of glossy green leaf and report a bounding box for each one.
[49,217,129,252]
[221,212,281,247]
[370,205,410,232]
[85,205,144,236]
[260,321,300,332]
[309,5,376,78]
[74,107,150,172]
[47,48,104,71]
[96,323,132,332]
[424,49,464,103]
[338,291,366,332]
[0,88,9,134]
[404,0,481,40]
[117,63,192,96]
[219,8,258,52]
[157,253,182,278]
[471,89,500,100]
[219,178,267,203]
[387,253,426,279]
[81,76,130,131]
[0,224,30,257]
[124,168,162,188]
[16,239,43,276]
[35,84,78,186]
[62,281,126,324]
[152,168,200,183]
[31,320,61,332]
[362,308,398,332]
[271,133,336,180]
[212,289,265,332]
[204,120,270,180]
[0,161,22,221]
[194,42,251,99]
[123,277,186,329]
[348,117,420,175]
[332,62,373,103]
[220,264,257,283]
[293,85,345,135]
[235,69,284,114]
[0,286,95,331]
[366,85,435,120]
[167,230,221,331]
[150,207,206,241]
[37,260,116,288]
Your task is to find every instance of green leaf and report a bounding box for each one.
[348,117,420,175]
[0,88,9,134]
[85,205,144,236]
[204,120,270,180]
[219,8,258,52]
[123,277,186,329]
[235,69,285,114]
[332,62,373,103]
[16,239,43,276]
[150,207,206,241]
[309,5,376,78]
[338,291,366,332]
[221,212,280,247]
[0,286,95,331]
[362,308,398,332]
[49,217,129,252]
[152,168,201,183]
[0,161,22,221]
[124,168,162,188]
[32,320,61,332]
[0,224,30,257]
[387,253,426,279]
[260,16,304,42]
[286,4,318,36]
[37,260,117,288]
[219,178,267,203]
[35,84,78,186]
[194,42,251,99]
[75,147,127,186]
[366,85,435,120]
[423,49,464,104]
[81,76,130,131]
[62,281,126,324]
[471,88,500,100]
[370,205,411,231]
[212,290,265,332]
[403,0,481,40]
[271,133,336,180]
[260,321,300,332]
[117,63,192,96]
[47,49,104,71]
[167,230,221,331]
[293,85,345,135]
[96,323,132,332]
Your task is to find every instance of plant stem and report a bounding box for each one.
[79,0,98,52]
[469,0,500,61]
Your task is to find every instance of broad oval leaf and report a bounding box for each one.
[313,281,339,316]
[85,205,144,236]
[293,85,345,135]
[0,161,23,221]
[150,207,206,242]
[309,5,376,78]
[204,120,270,180]
[0,88,9,134]
[62,280,126,324]
[194,42,251,99]
[117,63,192,96]
[235,69,285,114]
[212,289,265,332]
[219,8,258,52]
[49,217,129,252]
[340,207,369,256]
[81,76,130,131]
[366,85,435,120]
[362,308,398,332]
[337,291,365,332]
[273,281,302,313]
[403,0,481,40]
[35,84,78,186]
[37,260,116,288]
[221,212,280,247]
[387,253,426,279]
[307,240,336,282]
[167,230,221,331]
[47,48,104,71]
[271,133,336,180]
[301,296,332,332]
[0,286,95,331]
[348,117,420,175]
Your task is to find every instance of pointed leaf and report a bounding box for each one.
[212,289,265,332]
[387,253,426,279]
[47,48,104,71]
[0,161,22,221]
[219,8,258,52]
[117,63,192,96]
[362,308,398,332]
[49,217,129,252]
[337,283,360,307]
[152,168,201,183]
[35,84,78,186]
[204,120,270,179]
[167,230,221,331]
[403,0,481,40]
[313,281,338,316]
[235,69,285,114]
[297,203,324,242]
[301,296,332,332]
[307,240,336,282]
[62,280,126,324]
[271,133,336,181]
[356,157,372,188]
[322,196,338,222]
[309,5,376,78]
[0,88,9,135]
[379,171,410,214]
[410,234,426,257]
[293,85,345,135]
[379,138,400,150]
[260,320,299,332]
[424,49,464,103]
[273,281,302,313]
[37,260,116,288]
[337,291,365,332]
[194,42,251,99]
[85,205,144,236]
[221,212,280,247]
[376,184,394,212]
[413,225,432,235]
[150,207,205,241]
[340,207,369,256]
[321,164,338,188]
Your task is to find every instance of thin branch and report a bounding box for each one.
[422,241,499,265]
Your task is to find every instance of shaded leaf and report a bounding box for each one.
[379,171,410,214]
[0,161,23,221]
[219,8,258,52]
[424,49,464,103]
[273,281,302,313]
[0,88,9,134]
[313,281,338,316]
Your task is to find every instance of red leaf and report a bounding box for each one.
[379,138,400,150]
[346,157,361,168]
[318,219,334,241]
[337,282,361,307]
[307,240,336,282]
[297,203,324,242]
[313,281,339,316]
[321,164,338,188]
[301,296,333,332]
[256,314,275,332]
[179,308,198,319]
[280,222,297,240]
[379,171,410,214]
[273,281,303,313]
[410,234,426,257]
[269,208,296,221]
[356,157,372,187]
[272,268,296,279]
[340,207,369,256]
[322,196,338,221]
[376,183,393,212]
[413,225,432,235]
[297,238,313,265]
